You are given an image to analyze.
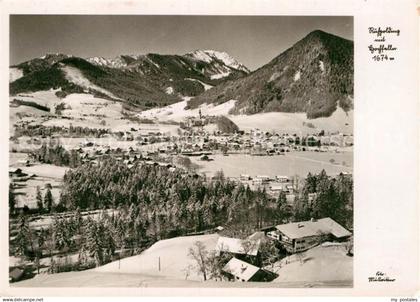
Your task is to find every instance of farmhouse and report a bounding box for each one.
[269,217,351,253]
[222,257,277,282]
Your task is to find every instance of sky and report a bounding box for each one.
[10,15,353,71]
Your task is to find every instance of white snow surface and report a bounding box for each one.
[185,78,213,91]
[13,237,352,287]
[269,72,280,82]
[138,98,237,121]
[87,55,141,68]
[147,57,160,69]
[95,234,219,281]
[210,72,231,79]
[165,87,174,95]
[271,243,352,283]
[230,107,353,135]
[61,65,121,99]
[319,60,325,72]
[9,68,24,82]
[294,70,301,81]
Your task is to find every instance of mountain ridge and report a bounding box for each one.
[187,30,354,119]
[10,50,250,109]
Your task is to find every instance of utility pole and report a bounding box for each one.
[158,256,161,272]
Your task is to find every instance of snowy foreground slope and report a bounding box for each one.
[13,234,352,287]
[94,234,219,280]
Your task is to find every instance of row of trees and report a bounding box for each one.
[36,185,54,213]
[12,205,152,268]
[294,170,353,229]
[13,125,109,139]
[31,143,82,168]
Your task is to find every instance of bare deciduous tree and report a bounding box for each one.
[188,241,209,281]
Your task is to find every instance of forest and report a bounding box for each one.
[57,158,353,234]
[9,156,352,273]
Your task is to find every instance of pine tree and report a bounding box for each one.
[36,186,43,212]
[74,207,82,234]
[84,219,104,267]
[15,214,30,257]
[9,183,16,216]
[52,216,71,252]
[276,191,291,223]
[44,187,54,213]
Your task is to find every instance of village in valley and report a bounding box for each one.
[8,102,354,286]
[8,16,354,287]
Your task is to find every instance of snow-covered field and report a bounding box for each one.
[230,108,353,135]
[192,151,353,178]
[10,162,68,209]
[19,164,69,179]
[95,234,219,281]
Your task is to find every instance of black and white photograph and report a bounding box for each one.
[7,14,354,288]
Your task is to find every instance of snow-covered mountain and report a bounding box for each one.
[184,50,250,78]
[85,50,249,80]
[189,30,354,119]
[9,50,250,109]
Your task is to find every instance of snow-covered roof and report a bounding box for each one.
[247,231,266,242]
[215,236,260,256]
[9,267,24,280]
[222,258,260,281]
[276,217,351,239]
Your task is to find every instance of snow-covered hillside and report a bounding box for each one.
[230,107,353,135]
[138,98,353,135]
[138,98,237,121]
[9,67,24,83]
[185,78,213,91]
[9,90,182,138]
[60,65,121,100]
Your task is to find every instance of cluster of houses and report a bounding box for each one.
[172,128,353,157]
[215,217,352,282]
[105,123,353,158]
[233,174,297,198]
